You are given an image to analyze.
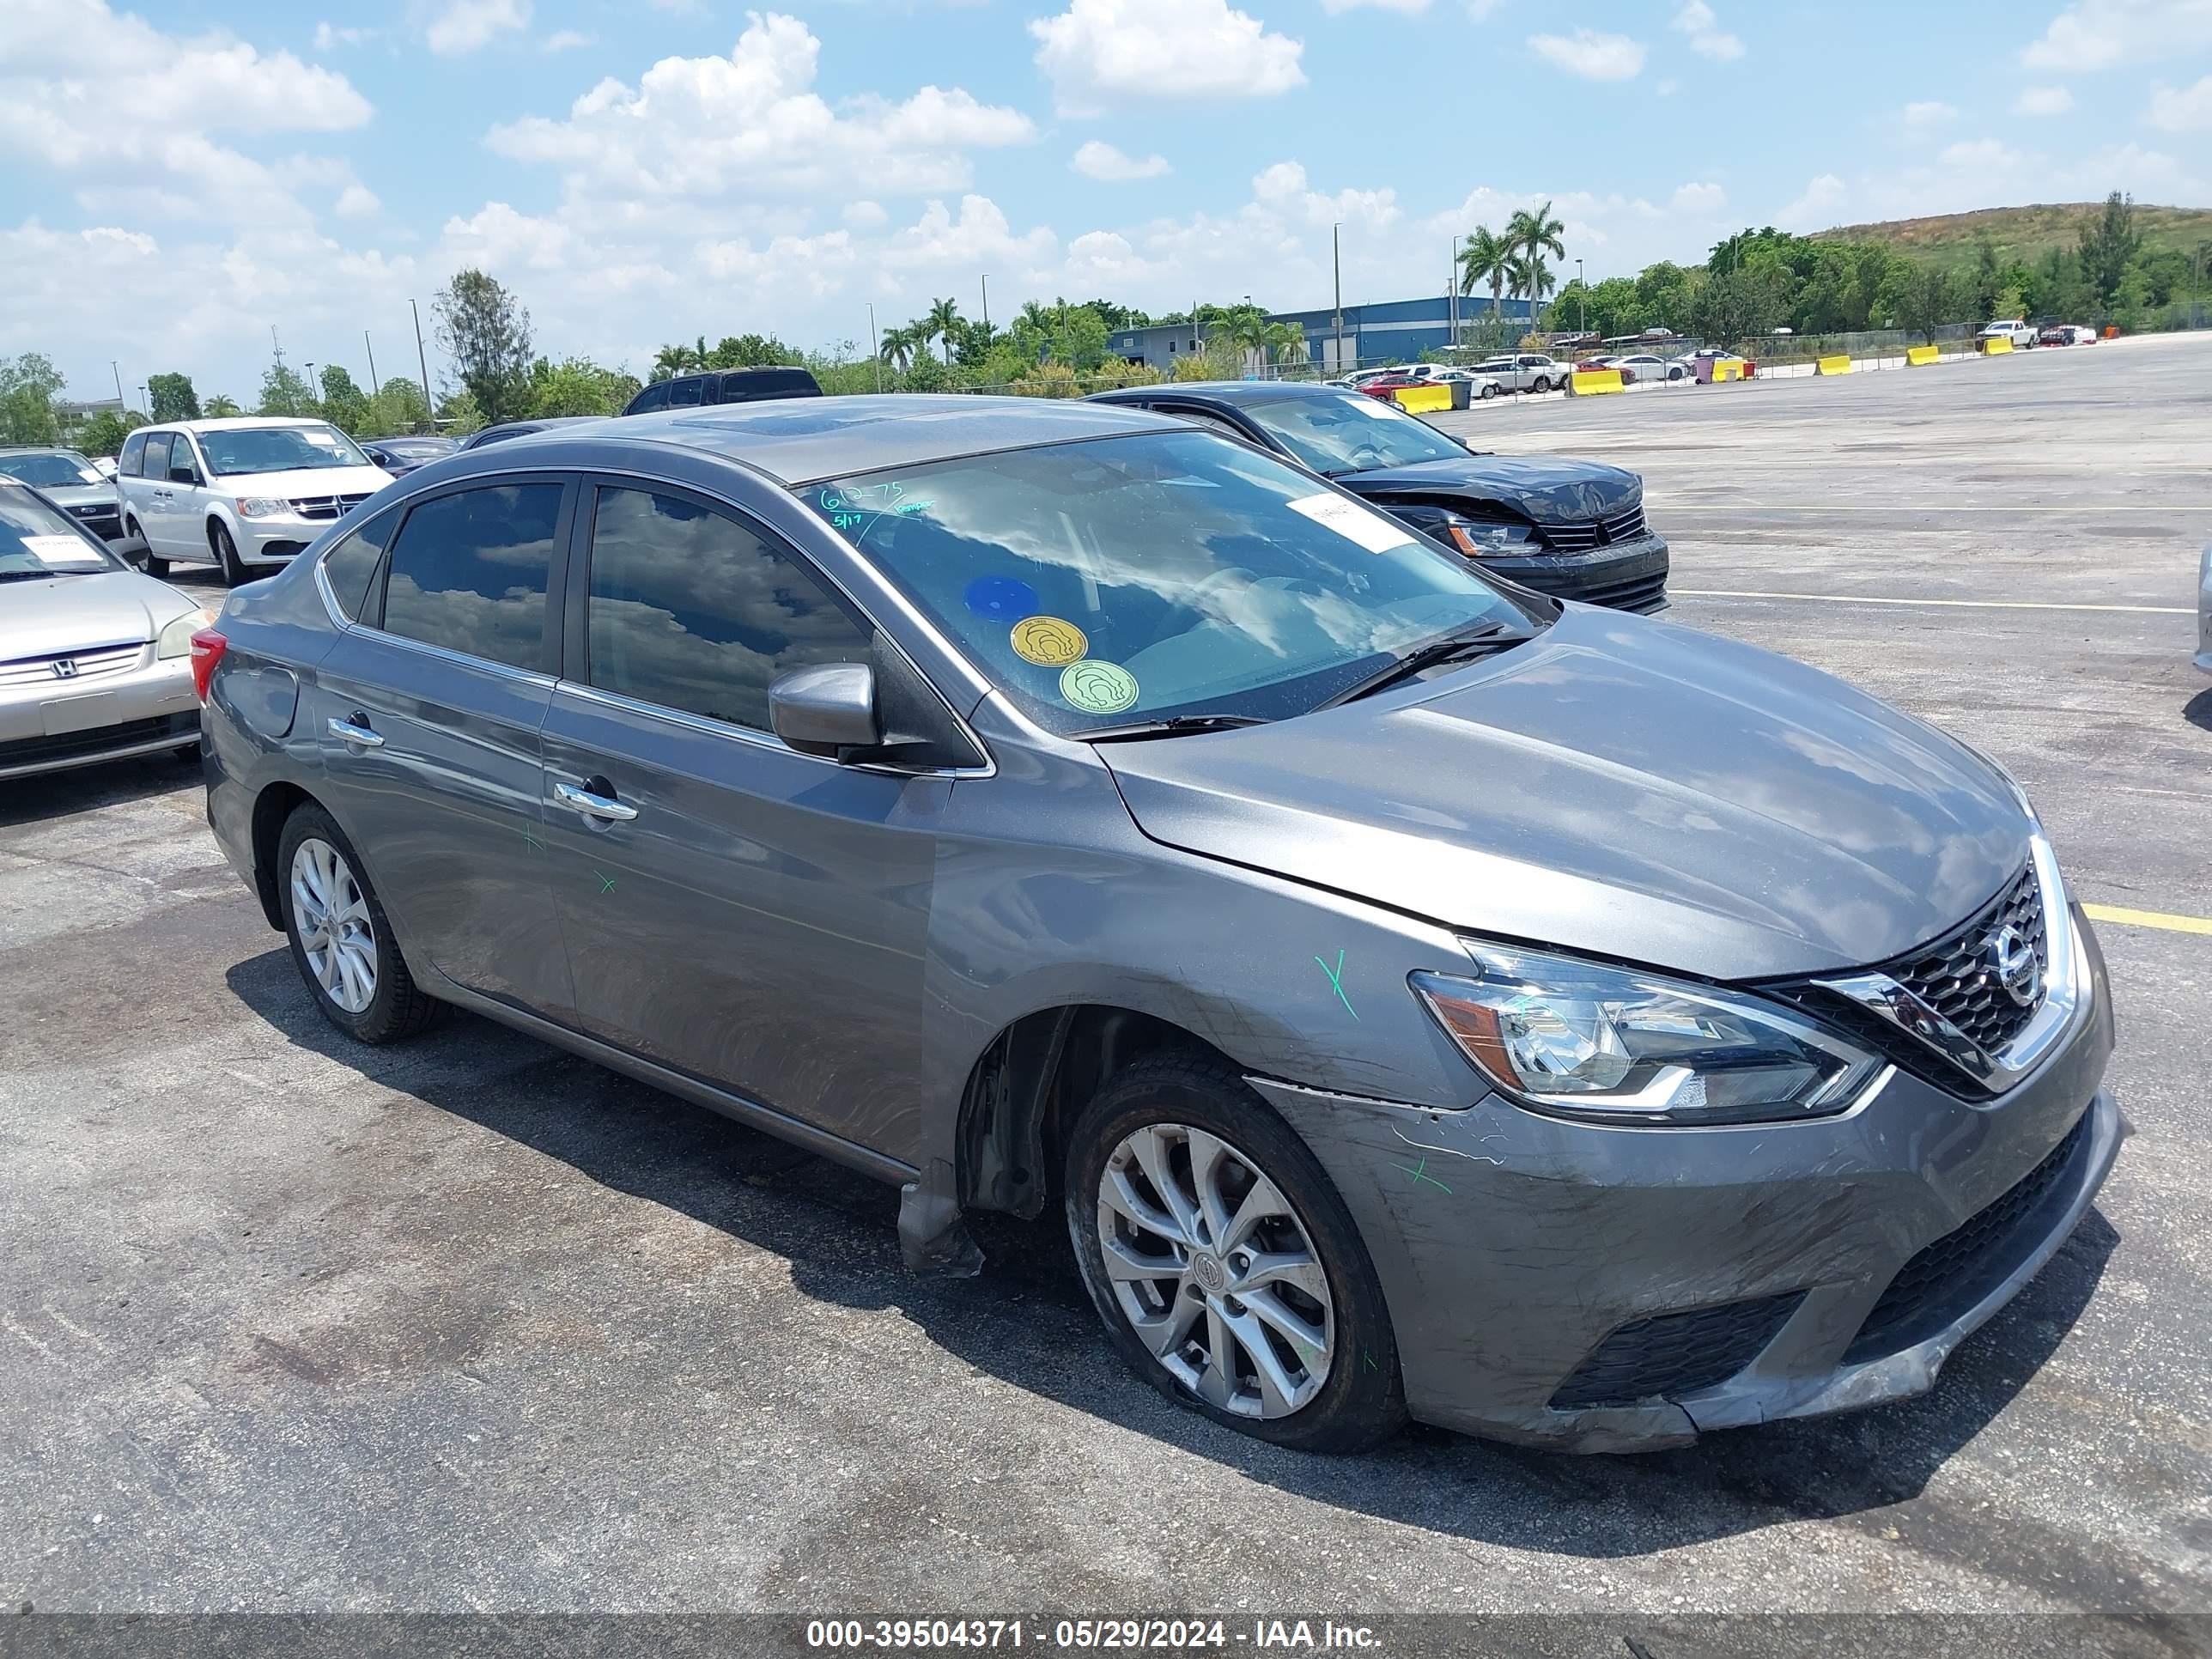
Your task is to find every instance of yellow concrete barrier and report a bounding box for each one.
[1569,368,1625,397]
[1711,359,1747,382]
[1815,354,1852,375]
[1387,383,1455,415]
[1980,336,2014,356]
[1905,344,1940,367]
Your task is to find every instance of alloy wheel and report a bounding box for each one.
[291,837,377,1014]
[1094,1121,1334,1419]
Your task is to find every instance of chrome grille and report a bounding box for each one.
[1893,866,2047,1057]
[1538,501,1648,552]
[0,641,147,686]
[287,492,374,521]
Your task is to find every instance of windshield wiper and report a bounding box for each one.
[1314,621,1516,709]
[0,567,94,582]
[1073,714,1269,742]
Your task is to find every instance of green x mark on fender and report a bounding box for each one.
[594,871,616,895]
[1395,1156,1452,1195]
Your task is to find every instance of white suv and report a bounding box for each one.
[116,418,392,583]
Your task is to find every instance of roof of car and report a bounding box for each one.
[558,394,1174,485]
[142,416,331,434]
[1088,380,1349,409]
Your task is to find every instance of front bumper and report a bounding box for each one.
[234,518,317,562]
[1250,904,2118,1452]
[0,653,199,780]
[1479,532,1669,614]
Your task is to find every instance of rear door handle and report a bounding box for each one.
[327,716,384,749]
[554,781,638,823]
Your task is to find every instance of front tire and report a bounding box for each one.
[126,519,167,576]
[276,804,442,1044]
[1530,376,1551,394]
[212,520,249,586]
[1479,382,1498,400]
[1065,1051,1405,1453]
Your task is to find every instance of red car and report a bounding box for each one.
[1356,374,1425,400]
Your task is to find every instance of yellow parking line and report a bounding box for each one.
[1674,589,2191,615]
[2083,903,2212,936]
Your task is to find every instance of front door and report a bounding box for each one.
[135,433,179,558]
[308,477,578,1022]
[163,433,210,561]
[539,479,940,1161]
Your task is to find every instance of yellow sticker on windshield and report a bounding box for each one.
[1060,659,1139,715]
[1011,615,1089,666]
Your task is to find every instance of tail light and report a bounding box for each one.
[189,629,228,704]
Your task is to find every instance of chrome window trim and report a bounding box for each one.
[1813,829,2084,1095]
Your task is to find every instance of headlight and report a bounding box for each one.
[1411,945,1883,1126]
[1438,514,1536,557]
[234,497,294,520]
[156,606,218,659]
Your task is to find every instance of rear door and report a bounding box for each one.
[538,477,941,1159]
[308,475,578,1021]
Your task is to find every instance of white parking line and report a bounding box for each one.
[1674,589,2192,615]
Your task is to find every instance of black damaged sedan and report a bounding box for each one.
[1090,380,1668,612]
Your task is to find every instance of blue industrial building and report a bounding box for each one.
[1108,294,1535,374]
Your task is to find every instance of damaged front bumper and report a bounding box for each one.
[1248,906,2120,1453]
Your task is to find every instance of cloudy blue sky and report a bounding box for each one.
[3,0,2208,404]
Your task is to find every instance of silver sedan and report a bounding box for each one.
[0,477,210,781]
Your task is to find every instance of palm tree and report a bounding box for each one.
[1504,202,1565,325]
[204,394,242,417]
[651,341,703,381]
[1457,226,1510,319]
[924,297,963,365]
[1506,252,1557,308]
[1266,324,1309,367]
[878,325,919,373]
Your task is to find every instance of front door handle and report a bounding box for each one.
[554,780,638,823]
[327,716,384,749]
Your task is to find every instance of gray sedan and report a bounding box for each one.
[1,477,209,780]
[197,396,2119,1453]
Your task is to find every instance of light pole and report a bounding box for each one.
[409,299,433,425]
[868,303,880,392]
[365,331,380,394]
[110,361,125,410]
[1576,258,1584,337]
[305,362,317,410]
[1332,222,1345,373]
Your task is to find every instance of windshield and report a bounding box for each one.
[0,489,119,580]
[806,430,1533,735]
[1231,392,1468,477]
[0,451,105,489]
[199,424,371,476]
[378,439,453,459]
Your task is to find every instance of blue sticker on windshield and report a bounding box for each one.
[964,575,1037,620]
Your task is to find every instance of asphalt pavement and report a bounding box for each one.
[3,334,2209,1626]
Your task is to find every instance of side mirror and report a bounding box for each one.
[769,662,882,759]
[168,463,198,485]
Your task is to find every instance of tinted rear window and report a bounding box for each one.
[322,507,400,620]
[711,368,821,404]
[379,483,562,672]
[141,433,173,480]
[624,382,672,416]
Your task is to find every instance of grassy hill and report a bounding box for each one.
[1810,202,2212,266]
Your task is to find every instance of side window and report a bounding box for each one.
[119,431,147,477]
[666,377,705,408]
[1170,408,1249,441]
[167,434,202,484]
[628,381,671,415]
[321,507,399,621]
[584,484,872,735]
[141,433,173,482]
[379,483,561,672]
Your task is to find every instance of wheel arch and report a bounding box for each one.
[248,780,313,929]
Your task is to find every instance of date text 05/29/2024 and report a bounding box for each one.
[805,1620,1382,1650]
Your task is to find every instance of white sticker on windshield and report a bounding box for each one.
[1348,395,1400,419]
[20,534,103,567]
[1285,493,1417,555]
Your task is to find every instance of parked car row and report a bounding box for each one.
[179,392,2118,1455]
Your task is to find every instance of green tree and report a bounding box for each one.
[436,390,484,435]
[1691,264,1793,346]
[317,366,369,434]
[708,333,798,368]
[528,356,628,416]
[362,378,431,434]
[652,339,706,381]
[204,393,243,417]
[2079,191,2142,308]
[900,352,951,392]
[1634,261,1697,332]
[1506,251,1556,307]
[1457,226,1510,318]
[433,268,534,424]
[0,352,65,444]
[1892,261,1954,343]
[74,409,133,457]
[923,297,963,365]
[878,325,921,373]
[1504,202,1566,297]
[147,373,200,422]
[257,359,315,417]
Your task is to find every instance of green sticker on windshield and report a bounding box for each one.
[1060,659,1139,715]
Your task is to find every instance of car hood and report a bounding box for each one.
[0,568,202,660]
[1334,455,1639,525]
[36,482,118,510]
[213,465,393,497]
[1099,606,2029,981]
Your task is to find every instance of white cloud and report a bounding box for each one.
[424,0,532,55]
[883,195,1060,276]
[2014,83,2075,114]
[1527,28,1646,81]
[2148,72,2212,130]
[2022,0,2212,70]
[1322,0,1428,13]
[1778,173,1846,229]
[1467,0,1502,15]
[842,199,888,228]
[313,21,375,47]
[1072,140,1171,180]
[1774,138,2203,234]
[1671,180,1727,213]
[1902,100,1959,130]
[1938,137,2025,169]
[335,184,380,218]
[1669,1,1744,60]
[1030,0,1305,117]
[489,14,1036,203]
[544,29,594,51]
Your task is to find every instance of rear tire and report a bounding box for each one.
[1531,376,1551,394]
[1064,1050,1406,1453]
[276,803,443,1044]
[212,520,249,586]
[125,520,166,576]
[1479,382,1498,400]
